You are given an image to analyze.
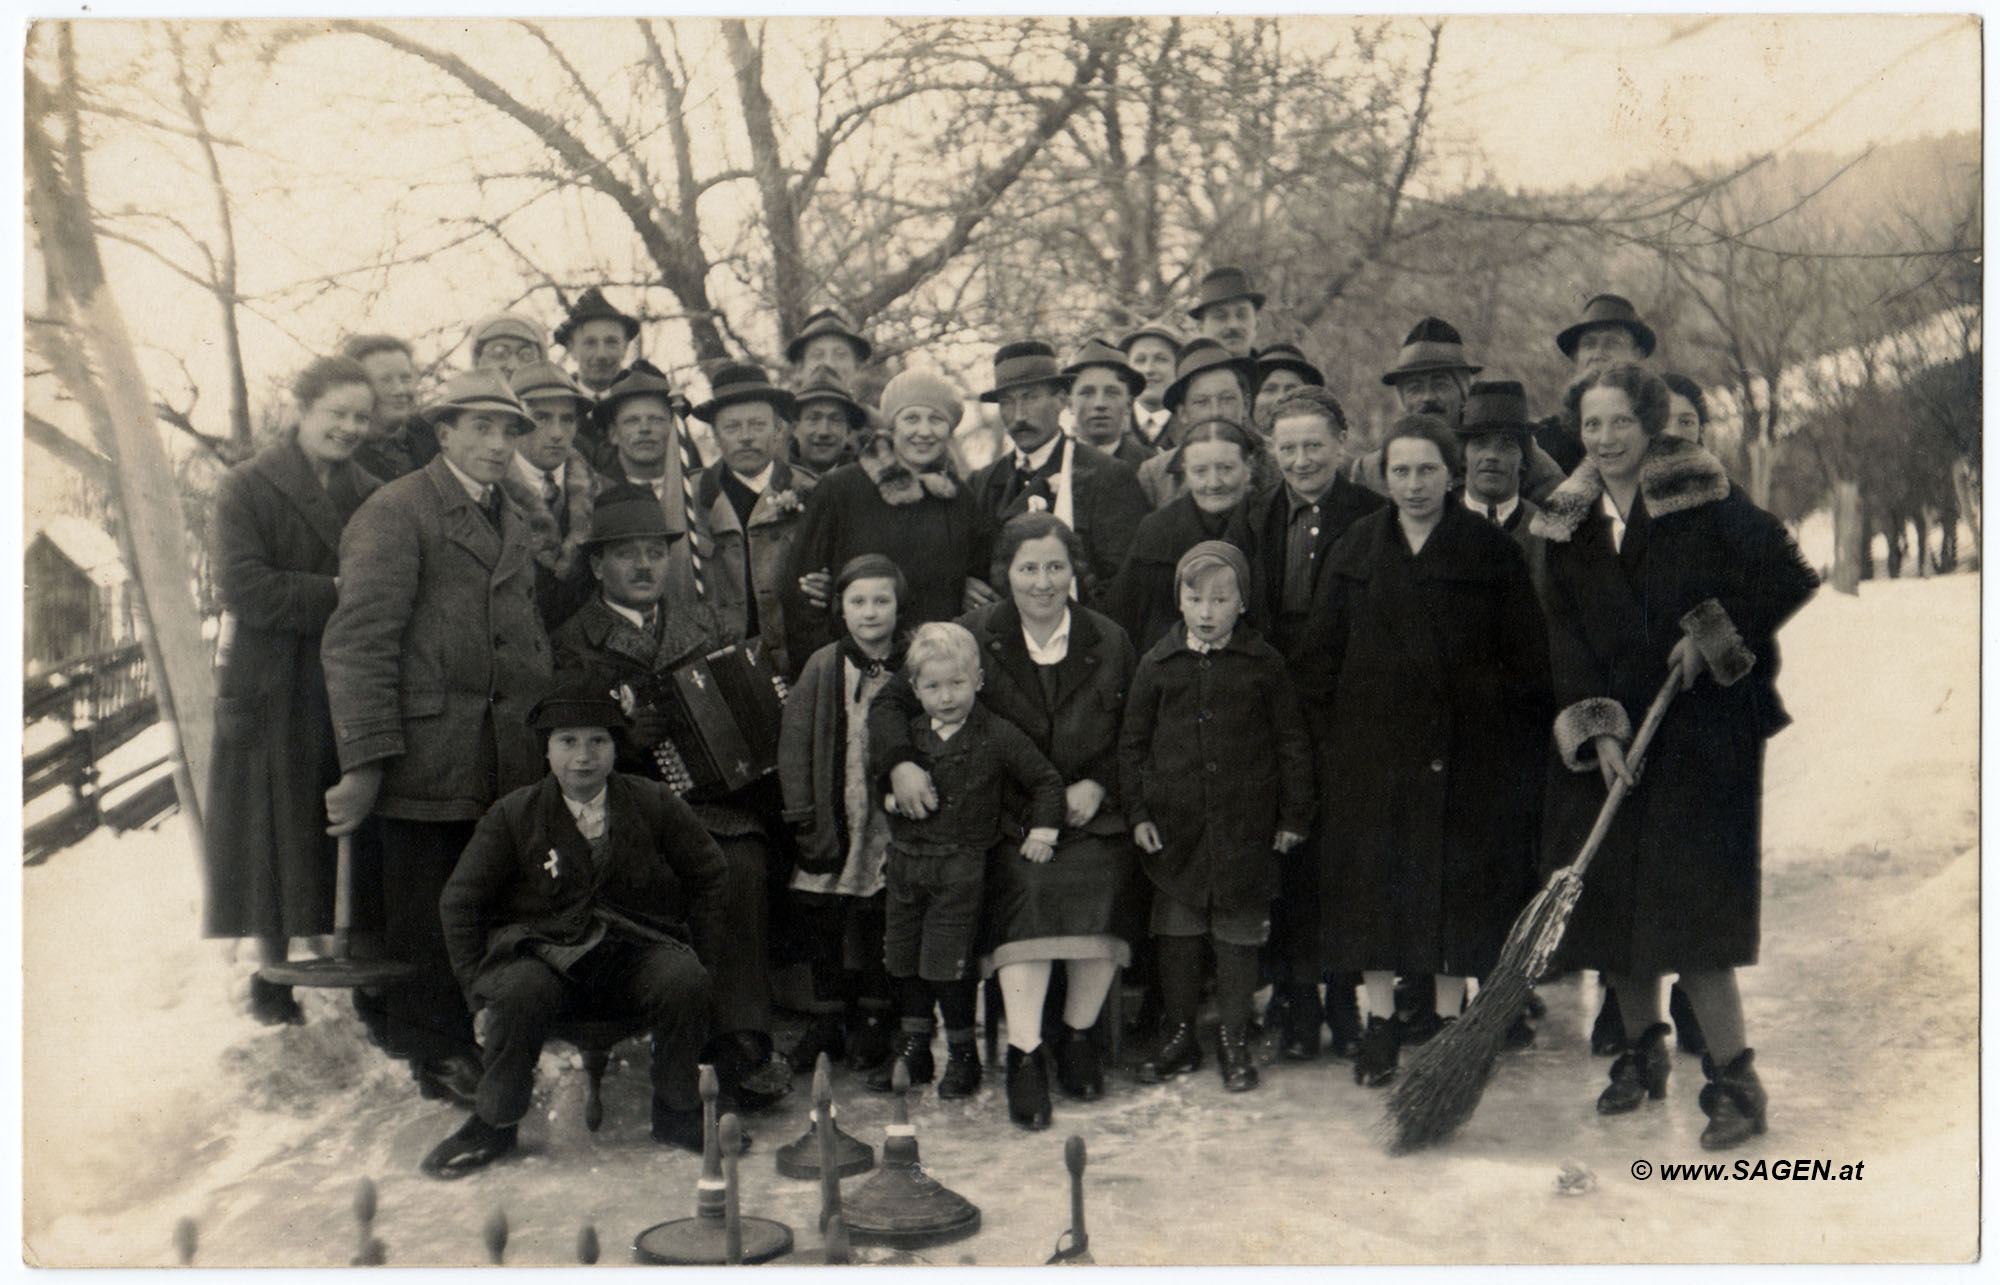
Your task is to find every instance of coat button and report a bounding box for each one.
[1206,762,1218,773]
[1430,759,1445,773]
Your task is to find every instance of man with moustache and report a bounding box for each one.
[788,366,869,474]
[1118,322,1181,453]
[1188,266,1263,359]
[503,361,602,632]
[343,334,435,480]
[1533,294,1660,474]
[1063,338,1156,467]
[969,341,1149,610]
[322,370,552,1106]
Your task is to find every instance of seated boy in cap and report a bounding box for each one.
[423,682,735,1177]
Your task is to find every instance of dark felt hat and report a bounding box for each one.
[527,678,632,732]
[509,360,593,408]
[1061,338,1146,397]
[1255,342,1325,388]
[1187,266,1266,319]
[1380,316,1483,386]
[692,362,798,423]
[591,360,678,434]
[552,286,640,349]
[785,308,874,366]
[1117,321,1183,354]
[978,340,1070,402]
[1455,379,1536,438]
[792,365,869,429]
[1555,293,1658,360]
[582,482,682,548]
[1161,337,1258,414]
[420,369,533,430]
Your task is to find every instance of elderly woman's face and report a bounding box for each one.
[1579,386,1649,486]
[890,404,951,470]
[1182,438,1251,514]
[1007,534,1073,621]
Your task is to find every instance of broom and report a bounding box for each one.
[1383,599,1756,1154]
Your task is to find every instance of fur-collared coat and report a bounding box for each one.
[439,772,731,1006]
[697,459,818,679]
[1532,436,1818,973]
[1297,503,1553,976]
[1119,622,1316,913]
[782,438,996,666]
[204,438,379,938]
[323,455,552,821]
[500,449,602,633]
[967,439,1149,610]
[778,639,895,896]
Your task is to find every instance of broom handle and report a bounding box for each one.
[332,833,354,961]
[1564,655,1691,884]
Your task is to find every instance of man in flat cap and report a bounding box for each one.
[322,370,552,1106]
[1064,338,1156,468]
[971,340,1150,609]
[343,333,436,480]
[1188,266,1264,359]
[1535,293,1660,473]
[504,361,603,632]
[467,312,549,383]
[555,287,642,398]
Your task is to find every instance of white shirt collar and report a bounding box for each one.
[1464,491,1520,526]
[729,461,776,494]
[1186,628,1232,655]
[929,716,967,741]
[1022,608,1072,666]
[441,455,492,504]
[603,597,652,631]
[561,785,608,840]
[511,453,564,494]
[1016,435,1062,473]
[1136,405,1172,441]
[1598,491,1628,552]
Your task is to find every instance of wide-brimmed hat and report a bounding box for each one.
[1454,379,1536,438]
[528,678,633,733]
[1117,321,1183,355]
[1161,337,1258,414]
[792,366,869,430]
[552,286,640,349]
[1061,338,1146,397]
[693,361,798,423]
[420,369,533,429]
[978,340,1070,403]
[509,360,593,409]
[582,482,682,548]
[466,312,547,358]
[1187,266,1266,320]
[1380,316,1483,387]
[785,308,873,366]
[591,360,678,434]
[1555,293,1657,360]
[1255,342,1325,388]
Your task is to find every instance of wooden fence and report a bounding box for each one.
[23,642,178,863]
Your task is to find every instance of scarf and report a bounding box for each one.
[857,434,960,506]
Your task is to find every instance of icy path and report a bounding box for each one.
[22,574,1979,1265]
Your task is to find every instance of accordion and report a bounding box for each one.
[631,642,788,797]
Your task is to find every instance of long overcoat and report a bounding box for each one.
[696,458,818,678]
[204,438,379,938]
[966,440,1150,610]
[1105,492,1259,653]
[322,455,552,820]
[1532,437,1818,973]
[1297,503,1552,976]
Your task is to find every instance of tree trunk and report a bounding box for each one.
[1747,433,1774,512]
[1830,479,1863,595]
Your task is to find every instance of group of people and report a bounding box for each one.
[201,267,1818,1180]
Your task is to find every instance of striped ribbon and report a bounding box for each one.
[676,414,706,595]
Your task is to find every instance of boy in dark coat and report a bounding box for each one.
[1120,541,1314,1092]
[421,685,734,1177]
[871,621,1066,1098]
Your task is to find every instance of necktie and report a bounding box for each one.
[1487,503,1500,526]
[542,470,560,511]
[481,487,504,531]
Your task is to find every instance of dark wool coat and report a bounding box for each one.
[967,440,1150,610]
[1243,477,1387,661]
[323,455,553,821]
[777,639,896,884]
[874,702,1066,857]
[203,439,379,938]
[499,450,602,634]
[781,444,996,665]
[1532,437,1818,974]
[1109,421,1159,469]
[439,773,731,1006]
[1135,438,1282,513]
[1296,503,1553,976]
[1105,492,1260,654]
[351,413,438,482]
[1119,623,1316,913]
[696,459,818,679]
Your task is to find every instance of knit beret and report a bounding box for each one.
[879,370,964,430]
[1175,539,1252,601]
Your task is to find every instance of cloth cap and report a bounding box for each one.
[1175,539,1252,602]
[466,312,548,358]
[528,678,633,733]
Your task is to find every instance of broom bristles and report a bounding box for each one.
[1382,868,1586,1154]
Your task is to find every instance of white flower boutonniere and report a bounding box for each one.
[765,488,804,517]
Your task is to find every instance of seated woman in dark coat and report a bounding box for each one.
[1296,414,1552,1089]
[1108,418,1262,652]
[202,355,380,1025]
[1532,364,1817,1150]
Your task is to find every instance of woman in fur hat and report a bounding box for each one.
[1532,363,1818,1149]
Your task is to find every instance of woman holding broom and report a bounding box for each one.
[1530,364,1817,1149]
[1298,413,1551,1089]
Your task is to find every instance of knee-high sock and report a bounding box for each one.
[896,973,934,1034]
[1675,969,1746,1063]
[1062,958,1119,1030]
[1157,935,1205,1028]
[1214,942,1260,1035]
[1604,972,1663,1039]
[934,978,978,1042]
[1362,970,1397,1021]
[998,960,1053,1052]
[1434,974,1467,1019]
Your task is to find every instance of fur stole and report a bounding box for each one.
[857,434,960,506]
[1530,434,1730,542]
[500,448,600,579]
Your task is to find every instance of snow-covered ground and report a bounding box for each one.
[21,573,1979,1265]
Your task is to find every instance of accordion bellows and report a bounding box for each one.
[645,642,788,796]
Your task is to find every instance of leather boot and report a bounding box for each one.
[1218,1024,1258,1092]
[1596,1022,1671,1114]
[1323,979,1362,1060]
[1591,988,1628,1056]
[1670,984,1708,1055]
[867,1029,935,1092]
[1006,1044,1052,1130]
[846,1009,893,1072]
[784,1011,846,1072]
[1052,1025,1103,1100]
[1353,1015,1398,1087]
[1136,1022,1202,1083]
[1698,1048,1768,1150]
[936,1041,982,1099]
[248,976,305,1027]
[1278,983,1323,1061]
